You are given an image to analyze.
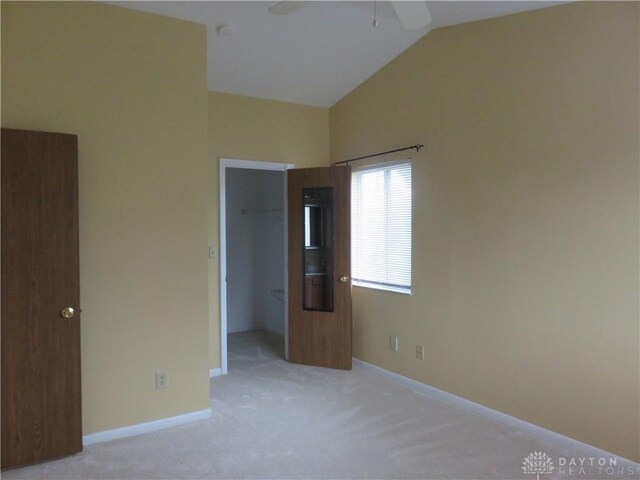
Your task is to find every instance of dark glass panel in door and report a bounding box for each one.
[303,188,333,311]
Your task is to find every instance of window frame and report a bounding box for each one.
[351,159,412,295]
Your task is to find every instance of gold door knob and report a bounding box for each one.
[339,275,350,283]
[61,307,75,319]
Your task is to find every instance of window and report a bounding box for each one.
[351,160,412,294]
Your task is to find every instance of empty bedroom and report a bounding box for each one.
[1,1,638,479]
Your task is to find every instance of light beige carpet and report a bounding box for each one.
[4,330,638,479]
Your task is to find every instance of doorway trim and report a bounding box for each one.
[219,158,295,375]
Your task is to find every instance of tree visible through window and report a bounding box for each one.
[351,160,411,294]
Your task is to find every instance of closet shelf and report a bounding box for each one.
[240,208,284,222]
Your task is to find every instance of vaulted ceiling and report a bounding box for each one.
[111,1,566,107]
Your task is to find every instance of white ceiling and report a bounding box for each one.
[110,1,566,107]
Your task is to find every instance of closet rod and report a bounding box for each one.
[331,143,423,167]
[240,208,283,215]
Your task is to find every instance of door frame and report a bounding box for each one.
[219,158,295,374]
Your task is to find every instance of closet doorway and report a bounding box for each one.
[219,159,294,374]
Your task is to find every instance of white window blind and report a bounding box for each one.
[351,160,412,294]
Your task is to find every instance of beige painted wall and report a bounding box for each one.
[330,2,639,461]
[1,2,210,434]
[208,92,330,368]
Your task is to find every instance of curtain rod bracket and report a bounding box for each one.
[332,143,423,167]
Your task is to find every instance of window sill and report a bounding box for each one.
[352,281,411,296]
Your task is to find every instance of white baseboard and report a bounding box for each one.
[209,368,222,378]
[352,358,639,466]
[83,408,211,446]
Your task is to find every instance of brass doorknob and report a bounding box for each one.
[339,275,350,283]
[61,307,75,319]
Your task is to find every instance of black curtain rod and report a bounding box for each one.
[332,144,423,167]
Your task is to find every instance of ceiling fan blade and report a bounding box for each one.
[391,1,432,30]
[268,1,305,16]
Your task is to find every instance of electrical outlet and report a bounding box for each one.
[416,345,424,360]
[389,336,399,352]
[209,247,215,259]
[156,371,169,389]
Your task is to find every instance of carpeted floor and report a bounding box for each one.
[3,330,638,479]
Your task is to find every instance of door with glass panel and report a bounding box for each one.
[287,166,352,370]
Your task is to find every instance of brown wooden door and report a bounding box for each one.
[1,128,82,469]
[287,166,352,370]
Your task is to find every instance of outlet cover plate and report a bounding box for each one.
[156,371,169,389]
